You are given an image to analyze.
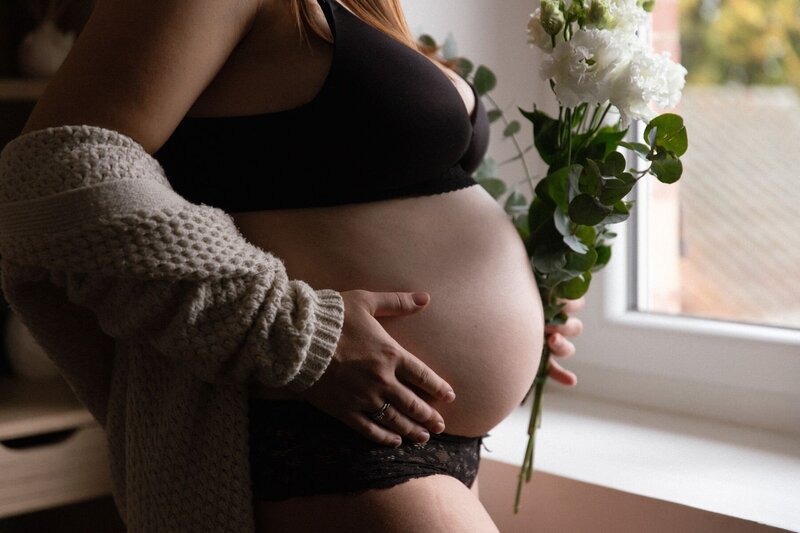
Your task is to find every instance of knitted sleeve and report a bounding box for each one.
[0,125,345,392]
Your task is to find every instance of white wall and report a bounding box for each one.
[402,0,554,183]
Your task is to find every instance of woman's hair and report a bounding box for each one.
[290,0,419,51]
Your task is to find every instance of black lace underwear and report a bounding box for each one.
[248,398,489,501]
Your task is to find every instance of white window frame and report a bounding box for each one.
[563,9,800,436]
[569,142,800,434]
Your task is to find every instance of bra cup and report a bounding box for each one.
[153,0,490,211]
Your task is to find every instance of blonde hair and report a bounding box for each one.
[290,0,419,52]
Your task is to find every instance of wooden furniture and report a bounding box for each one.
[0,1,113,520]
[0,377,113,518]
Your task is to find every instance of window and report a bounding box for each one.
[640,0,800,331]
[567,0,800,434]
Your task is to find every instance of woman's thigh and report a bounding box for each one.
[253,474,499,533]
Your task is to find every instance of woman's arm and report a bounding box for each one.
[21,0,259,151]
[9,0,453,446]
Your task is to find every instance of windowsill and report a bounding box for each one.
[482,389,800,531]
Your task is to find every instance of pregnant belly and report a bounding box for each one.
[233,185,544,436]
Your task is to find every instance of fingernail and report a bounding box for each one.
[433,421,445,434]
[412,292,429,306]
[444,390,456,402]
[392,437,403,447]
[418,430,430,443]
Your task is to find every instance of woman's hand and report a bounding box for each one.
[544,296,585,386]
[298,290,455,448]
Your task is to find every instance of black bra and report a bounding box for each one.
[153,0,490,211]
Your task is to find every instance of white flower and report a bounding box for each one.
[599,0,649,32]
[539,26,687,126]
[541,28,632,108]
[610,48,688,125]
[527,8,555,51]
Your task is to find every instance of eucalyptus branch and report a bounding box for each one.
[484,93,536,195]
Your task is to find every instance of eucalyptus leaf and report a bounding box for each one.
[553,208,571,237]
[598,176,635,205]
[487,109,503,123]
[456,57,474,78]
[522,107,559,167]
[579,160,601,196]
[650,153,683,183]
[603,200,630,224]
[475,157,497,179]
[474,65,497,95]
[568,194,612,225]
[563,233,590,254]
[476,177,507,199]
[543,269,580,286]
[593,244,612,271]
[565,248,598,271]
[542,302,568,324]
[591,127,629,160]
[619,140,651,157]
[644,113,688,156]
[528,195,554,236]
[544,165,582,213]
[504,189,528,215]
[418,34,437,49]
[532,245,567,274]
[504,120,522,137]
[557,271,592,299]
[513,214,530,242]
[442,32,459,60]
[600,151,627,177]
[575,224,597,246]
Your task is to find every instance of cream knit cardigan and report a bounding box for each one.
[0,125,346,532]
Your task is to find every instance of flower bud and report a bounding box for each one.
[566,0,590,25]
[527,9,556,50]
[540,0,566,36]
[637,0,656,12]
[587,0,611,28]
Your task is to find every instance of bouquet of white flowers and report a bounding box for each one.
[513,0,688,512]
[420,0,688,513]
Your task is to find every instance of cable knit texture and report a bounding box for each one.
[0,125,345,532]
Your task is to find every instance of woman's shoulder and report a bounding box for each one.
[21,0,262,153]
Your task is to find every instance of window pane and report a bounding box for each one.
[639,0,800,330]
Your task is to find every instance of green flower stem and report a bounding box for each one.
[484,93,536,195]
[577,103,590,133]
[566,108,573,164]
[514,340,552,514]
[590,102,613,133]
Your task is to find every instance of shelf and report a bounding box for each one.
[0,78,48,101]
[0,376,94,441]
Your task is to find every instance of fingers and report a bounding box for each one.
[547,331,576,358]
[544,316,583,337]
[365,290,430,318]
[341,393,443,447]
[395,348,456,404]
[557,296,586,314]
[385,384,447,435]
[548,358,577,386]
[345,412,405,447]
[367,401,434,444]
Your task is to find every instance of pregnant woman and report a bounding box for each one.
[7,0,582,531]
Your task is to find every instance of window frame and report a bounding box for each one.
[568,139,800,434]
[562,7,800,436]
